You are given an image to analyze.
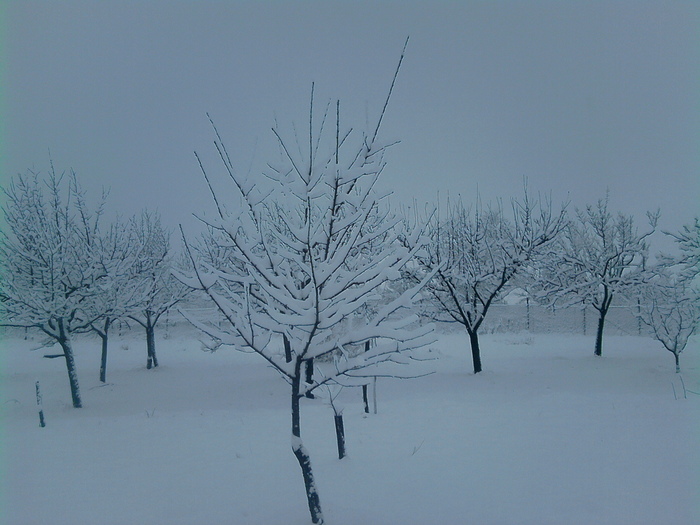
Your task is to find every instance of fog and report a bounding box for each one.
[4,1,699,248]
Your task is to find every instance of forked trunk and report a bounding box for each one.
[468,329,482,374]
[595,288,613,357]
[291,370,324,524]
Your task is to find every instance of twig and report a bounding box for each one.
[679,375,688,399]
[411,439,425,456]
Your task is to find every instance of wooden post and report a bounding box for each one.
[637,298,642,336]
[36,380,45,428]
[362,384,370,414]
[372,377,378,415]
[334,414,346,459]
[526,297,531,332]
[362,340,371,413]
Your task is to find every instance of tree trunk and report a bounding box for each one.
[99,333,109,383]
[99,318,111,383]
[675,352,680,373]
[594,307,608,357]
[304,358,314,399]
[58,329,82,408]
[362,340,370,413]
[146,313,158,369]
[467,329,482,374]
[291,371,324,524]
[284,334,292,363]
[334,414,346,460]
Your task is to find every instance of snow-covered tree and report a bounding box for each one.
[405,190,566,373]
[179,81,433,524]
[0,167,108,407]
[534,195,657,356]
[635,271,699,372]
[127,211,189,369]
[634,218,700,373]
[85,219,149,382]
[661,217,700,286]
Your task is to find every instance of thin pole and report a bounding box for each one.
[36,380,46,428]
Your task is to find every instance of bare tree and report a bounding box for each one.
[0,167,107,407]
[178,59,433,525]
[405,190,566,373]
[534,194,657,356]
[636,271,698,372]
[85,219,149,382]
[635,218,700,372]
[127,211,189,369]
[662,217,700,283]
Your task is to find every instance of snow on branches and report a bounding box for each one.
[533,194,658,356]
[178,42,430,524]
[634,218,700,372]
[181,94,433,393]
[404,188,567,373]
[636,271,699,372]
[0,166,108,407]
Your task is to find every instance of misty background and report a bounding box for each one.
[3,1,699,250]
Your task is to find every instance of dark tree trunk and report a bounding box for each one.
[467,329,482,374]
[99,333,109,382]
[334,414,346,460]
[362,340,370,413]
[284,334,292,363]
[594,307,608,357]
[57,324,82,408]
[146,312,158,369]
[674,352,680,373]
[291,369,324,524]
[304,358,314,399]
[594,288,613,357]
[99,318,112,383]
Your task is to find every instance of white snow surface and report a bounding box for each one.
[2,328,698,525]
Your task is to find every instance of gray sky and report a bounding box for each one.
[3,1,699,249]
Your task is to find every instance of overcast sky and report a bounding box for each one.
[3,1,699,249]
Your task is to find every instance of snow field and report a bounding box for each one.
[2,330,699,524]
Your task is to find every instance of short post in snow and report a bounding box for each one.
[362,383,370,414]
[372,377,378,415]
[334,412,346,460]
[526,297,531,332]
[36,380,46,428]
[362,339,378,415]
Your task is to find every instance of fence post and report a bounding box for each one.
[526,298,531,332]
[637,298,642,336]
[36,380,46,428]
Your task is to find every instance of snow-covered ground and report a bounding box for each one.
[2,328,698,524]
